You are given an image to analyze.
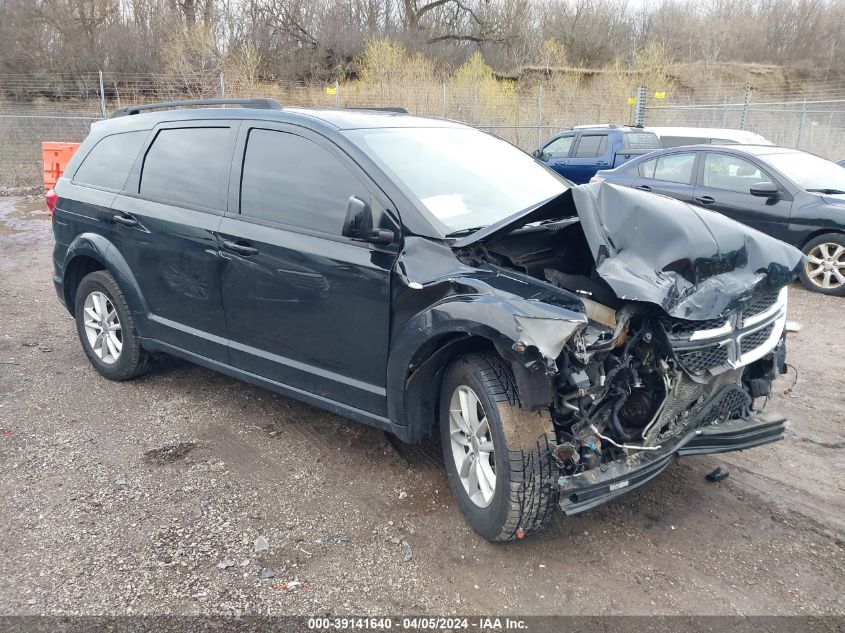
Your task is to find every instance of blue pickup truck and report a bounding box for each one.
[533,125,662,184]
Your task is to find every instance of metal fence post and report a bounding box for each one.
[220,73,225,98]
[536,85,543,149]
[335,80,340,108]
[721,95,728,127]
[98,70,106,118]
[796,99,808,148]
[633,86,646,126]
[740,84,752,130]
[441,81,447,118]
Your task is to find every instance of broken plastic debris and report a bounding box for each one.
[253,536,269,552]
[785,321,802,332]
[706,466,730,482]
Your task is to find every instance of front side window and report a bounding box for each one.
[74,131,148,190]
[652,152,696,184]
[240,129,367,235]
[543,135,574,158]
[140,127,231,210]
[703,153,771,193]
[344,127,569,236]
[574,134,608,158]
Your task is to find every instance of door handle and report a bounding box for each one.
[636,185,651,192]
[222,240,259,256]
[113,214,139,227]
[694,195,716,205]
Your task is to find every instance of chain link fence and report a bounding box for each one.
[2,71,844,190]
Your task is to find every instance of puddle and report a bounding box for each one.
[0,196,50,237]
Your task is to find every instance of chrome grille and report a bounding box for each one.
[660,286,787,376]
[660,315,726,337]
[676,345,730,373]
[739,323,775,355]
[740,291,779,327]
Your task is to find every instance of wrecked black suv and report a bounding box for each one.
[50,99,803,541]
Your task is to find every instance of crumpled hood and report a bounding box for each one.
[571,183,803,319]
[456,182,804,320]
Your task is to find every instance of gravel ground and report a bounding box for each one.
[0,195,843,616]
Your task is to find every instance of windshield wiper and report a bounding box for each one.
[445,226,487,238]
[806,188,845,194]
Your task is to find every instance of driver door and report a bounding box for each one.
[217,124,400,415]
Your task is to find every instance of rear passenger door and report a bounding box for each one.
[112,122,237,362]
[217,124,400,415]
[631,151,697,202]
[565,133,609,184]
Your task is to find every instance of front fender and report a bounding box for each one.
[63,233,149,335]
[386,240,588,440]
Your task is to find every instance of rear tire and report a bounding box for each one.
[799,233,845,296]
[74,270,152,380]
[439,352,559,541]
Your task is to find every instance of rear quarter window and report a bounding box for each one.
[72,131,148,191]
[623,132,661,150]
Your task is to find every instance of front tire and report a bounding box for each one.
[74,270,152,380]
[439,352,559,541]
[799,233,845,296]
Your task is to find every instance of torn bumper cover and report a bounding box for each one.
[558,411,786,515]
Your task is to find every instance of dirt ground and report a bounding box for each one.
[0,195,843,616]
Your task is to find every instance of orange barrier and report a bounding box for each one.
[42,142,81,189]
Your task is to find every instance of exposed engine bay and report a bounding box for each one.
[452,184,795,485]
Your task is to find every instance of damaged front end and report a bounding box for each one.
[451,182,803,514]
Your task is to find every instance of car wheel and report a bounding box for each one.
[439,352,559,541]
[799,233,845,296]
[74,270,152,380]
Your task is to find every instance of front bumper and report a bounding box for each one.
[558,411,786,515]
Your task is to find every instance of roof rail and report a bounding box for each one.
[110,98,283,118]
[346,106,409,114]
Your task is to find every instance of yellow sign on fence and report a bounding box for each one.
[326,86,337,95]
[654,91,667,99]
[628,97,637,104]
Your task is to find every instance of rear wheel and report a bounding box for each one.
[799,233,845,296]
[74,270,152,380]
[439,352,559,541]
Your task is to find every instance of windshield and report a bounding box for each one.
[764,151,845,192]
[344,127,570,235]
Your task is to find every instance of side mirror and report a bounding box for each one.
[532,149,543,159]
[750,181,780,197]
[342,196,373,239]
[342,196,394,246]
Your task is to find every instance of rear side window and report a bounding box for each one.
[623,132,661,150]
[653,152,696,184]
[73,131,148,190]
[240,129,367,235]
[140,127,231,211]
[574,134,608,158]
[639,158,656,178]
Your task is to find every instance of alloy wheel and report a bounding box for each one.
[806,242,845,290]
[448,385,497,508]
[83,290,123,364]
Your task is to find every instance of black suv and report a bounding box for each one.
[50,99,802,541]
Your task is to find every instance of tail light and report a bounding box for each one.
[590,175,605,184]
[45,189,58,215]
